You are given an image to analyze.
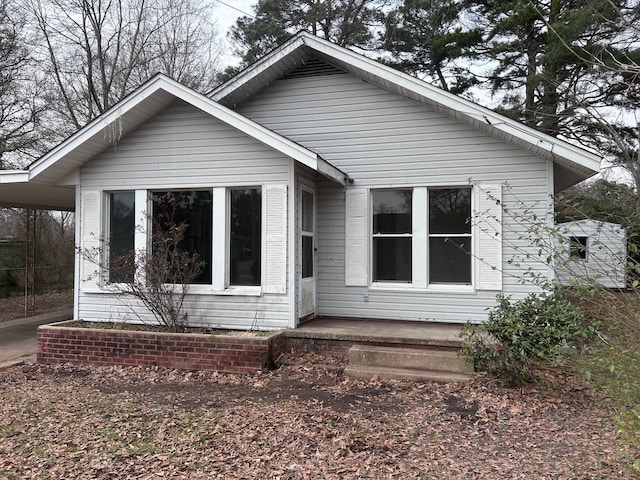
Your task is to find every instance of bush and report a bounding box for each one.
[574,289,640,448]
[461,291,592,385]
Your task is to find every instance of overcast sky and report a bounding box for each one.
[214,0,256,66]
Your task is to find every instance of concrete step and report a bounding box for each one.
[348,344,473,374]
[344,365,472,383]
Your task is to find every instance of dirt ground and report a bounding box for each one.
[0,352,636,479]
[0,291,73,323]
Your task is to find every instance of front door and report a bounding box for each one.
[298,187,316,319]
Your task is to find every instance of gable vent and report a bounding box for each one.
[284,58,346,79]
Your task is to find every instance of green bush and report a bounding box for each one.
[461,291,592,385]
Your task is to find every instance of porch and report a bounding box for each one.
[283,317,473,383]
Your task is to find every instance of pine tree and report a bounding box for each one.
[229,0,384,68]
[382,0,482,94]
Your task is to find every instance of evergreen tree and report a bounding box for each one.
[382,0,482,94]
[384,0,640,195]
[468,0,632,137]
[229,0,385,69]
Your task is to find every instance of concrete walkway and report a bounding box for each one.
[0,309,73,368]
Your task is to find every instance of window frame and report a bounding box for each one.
[105,190,136,285]
[227,186,263,290]
[569,236,588,260]
[149,189,214,286]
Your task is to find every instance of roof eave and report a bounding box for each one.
[29,73,333,185]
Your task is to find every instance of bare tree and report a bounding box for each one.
[0,0,48,167]
[82,193,204,332]
[28,0,222,133]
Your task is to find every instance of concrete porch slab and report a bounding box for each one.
[285,317,465,349]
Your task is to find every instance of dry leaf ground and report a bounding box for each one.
[0,352,636,479]
[0,291,73,323]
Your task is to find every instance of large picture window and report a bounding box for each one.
[152,190,213,284]
[108,191,135,283]
[229,188,261,286]
[428,187,472,284]
[372,189,412,282]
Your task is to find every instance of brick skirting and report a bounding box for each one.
[37,322,286,374]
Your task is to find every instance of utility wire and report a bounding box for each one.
[214,0,255,18]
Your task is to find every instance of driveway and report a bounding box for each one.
[0,310,73,366]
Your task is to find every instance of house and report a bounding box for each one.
[555,220,626,289]
[0,32,600,331]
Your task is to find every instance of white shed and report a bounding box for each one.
[555,220,627,289]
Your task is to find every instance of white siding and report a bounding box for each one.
[81,100,290,188]
[77,100,292,330]
[238,73,552,323]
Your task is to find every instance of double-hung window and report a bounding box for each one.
[428,187,472,284]
[347,184,501,290]
[372,189,412,282]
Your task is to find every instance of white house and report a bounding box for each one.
[555,220,627,289]
[0,32,600,330]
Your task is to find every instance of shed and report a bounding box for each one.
[555,220,627,289]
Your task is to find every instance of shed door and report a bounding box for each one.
[298,188,316,319]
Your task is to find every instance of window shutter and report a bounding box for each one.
[474,184,502,290]
[81,190,101,290]
[263,184,287,294]
[345,187,369,286]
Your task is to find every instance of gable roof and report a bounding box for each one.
[210,32,600,192]
[0,73,346,211]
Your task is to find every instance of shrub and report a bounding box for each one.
[575,289,640,448]
[461,290,592,385]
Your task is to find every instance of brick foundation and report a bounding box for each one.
[37,322,285,374]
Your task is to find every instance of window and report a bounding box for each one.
[347,184,500,289]
[152,190,213,284]
[372,189,412,282]
[301,190,314,279]
[100,186,269,291]
[428,188,472,284]
[229,188,261,286]
[569,236,588,259]
[108,191,135,283]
